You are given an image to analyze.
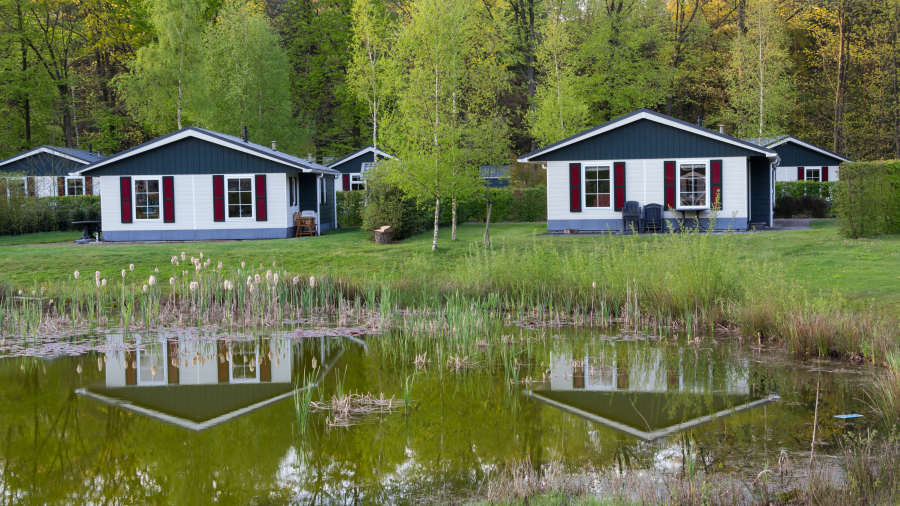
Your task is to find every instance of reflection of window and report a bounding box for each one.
[137,339,167,385]
[227,177,253,219]
[805,168,821,182]
[135,179,161,220]
[584,166,611,208]
[67,178,84,196]
[230,342,260,383]
[349,174,365,191]
[678,163,708,209]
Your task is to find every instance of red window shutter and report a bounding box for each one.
[613,162,626,211]
[821,166,828,182]
[711,159,723,209]
[213,175,225,222]
[167,338,179,384]
[26,177,34,197]
[797,167,805,181]
[342,174,350,191]
[162,176,175,223]
[58,177,65,196]
[125,350,136,385]
[120,176,132,223]
[569,163,582,212]
[218,342,229,383]
[664,161,676,210]
[85,176,93,195]
[255,174,267,221]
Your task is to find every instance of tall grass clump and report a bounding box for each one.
[869,351,900,423]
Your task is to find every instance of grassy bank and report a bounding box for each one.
[1,222,898,361]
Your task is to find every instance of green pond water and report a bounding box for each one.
[0,323,877,505]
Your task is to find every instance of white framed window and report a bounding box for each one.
[4,178,26,197]
[294,176,299,206]
[805,168,821,182]
[349,173,366,191]
[136,336,167,386]
[678,162,708,210]
[134,178,162,220]
[226,176,254,220]
[320,177,326,204]
[229,341,260,383]
[584,165,611,209]
[361,162,375,172]
[66,177,84,196]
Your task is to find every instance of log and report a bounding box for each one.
[374,226,393,244]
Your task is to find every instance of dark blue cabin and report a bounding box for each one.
[327,146,394,192]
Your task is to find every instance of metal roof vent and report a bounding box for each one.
[242,126,248,143]
[719,125,725,134]
[272,141,276,151]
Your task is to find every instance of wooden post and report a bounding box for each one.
[483,186,492,247]
[374,226,392,244]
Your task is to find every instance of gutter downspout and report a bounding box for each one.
[333,175,337,230]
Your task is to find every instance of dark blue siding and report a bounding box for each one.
[485,178,509,188]
[773,141,843,166]
[330,151,375,174]
[0,153,84,176]
[84,137,294,176]
[534,119,760,161]
[297,173,318,211]
[321,176,335,227]
[749,156,771,226]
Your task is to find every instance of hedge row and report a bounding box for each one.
[833,160,900,238]
[0,195,101,236]
[337,190,365,227]
[775,181,836,200]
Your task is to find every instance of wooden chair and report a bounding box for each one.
[294,212,317,237]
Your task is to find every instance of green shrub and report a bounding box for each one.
[833,160,900,238]
[361,176,430,241]
[776,181,836,201]
[0,188,101,236]
[337,190,365,227]
[774,194,829,218]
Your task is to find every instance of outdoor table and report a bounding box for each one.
[72,220,101,244]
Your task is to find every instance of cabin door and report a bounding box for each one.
[749,157,772,227]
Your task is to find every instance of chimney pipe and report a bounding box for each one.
[242,126,248,143]
[307,153,312,163]
[88,143,93,154]
[697,116,703,128]
[271,141,276,151]
[719,125,725,134]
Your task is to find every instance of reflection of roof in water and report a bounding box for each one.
[525,389,778,442]
[77,345,343,432]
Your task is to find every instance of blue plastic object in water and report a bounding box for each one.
[833,414,864,419]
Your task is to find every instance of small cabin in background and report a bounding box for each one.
[328,146,394,192]
[746,135,850,182]
[0,145,106,197]
[479,166,510,188]
[75,127,339,242]
[518,108,781,231]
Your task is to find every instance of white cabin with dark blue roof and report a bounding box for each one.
[517,109,781,231]
[327,146,394,192]
[746,135,850,183]
[0,145,106,197]
[74,127,339,242]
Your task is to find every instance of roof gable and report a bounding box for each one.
[76,127,338,176]
[518,109,777,162]
[765,136,850,165]
[0,146,104,176]
[327,146,395,173]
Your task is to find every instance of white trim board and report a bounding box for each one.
[74,129,337,175]
[0,147,91,168]
[518,110,778,163]
[523,391,780,442]
[767,136,851,163]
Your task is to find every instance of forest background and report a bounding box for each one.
[0,0,896,164]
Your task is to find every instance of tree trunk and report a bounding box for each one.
[21,44,30,146]
[451,195,458,241]
[834,9,850,156]
[432,195,440,251]
[483,198,492,247]
[893,9,899,158]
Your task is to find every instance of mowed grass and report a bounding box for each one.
[1,221,898,312]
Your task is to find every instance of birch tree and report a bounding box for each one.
[348,0,394,150]
[527,0,587,145]
[722,0,794,140]
[115,0,204,134]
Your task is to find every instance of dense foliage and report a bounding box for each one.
[1,0,898,164]
[774,195,829,219]
[0,194,101,236]
[775,181,836,201]
[337,190,366,227]
[834,160,900,238]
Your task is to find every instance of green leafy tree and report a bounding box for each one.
[348,0,394,150]
[527,0,587,145]
[115,0,205,134]
[722,0,795,140]
[199,0,299,152]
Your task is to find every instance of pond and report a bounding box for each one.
[0,322,877,505]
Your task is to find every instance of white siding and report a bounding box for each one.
[285,172,301,227]
[776,166,839,182]
[546,156,749,223]
[100,174,287,232]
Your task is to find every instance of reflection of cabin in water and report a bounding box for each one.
[77,335,341,432]
[525,350,778,441]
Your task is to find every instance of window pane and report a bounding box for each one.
[228,179,239,192]
[240,192,252,205]
[598,168,609,180]
[136,207,148,220]
[239,179,251,191]
[136,194,147,206]
[586,194,596,207]
[585,181,598,194]
[147,206,160,219]
[586,168,598,180]
[228,205,240,218]
[147,181,159,192]
[596,194,610,207]
[228,193,239,204]
[147,193,160,205]
[599,181,610,193]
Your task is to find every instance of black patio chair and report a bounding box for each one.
[622,201,641,234]
[643,203,663,233]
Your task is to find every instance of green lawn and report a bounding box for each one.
[1,221,898,312]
